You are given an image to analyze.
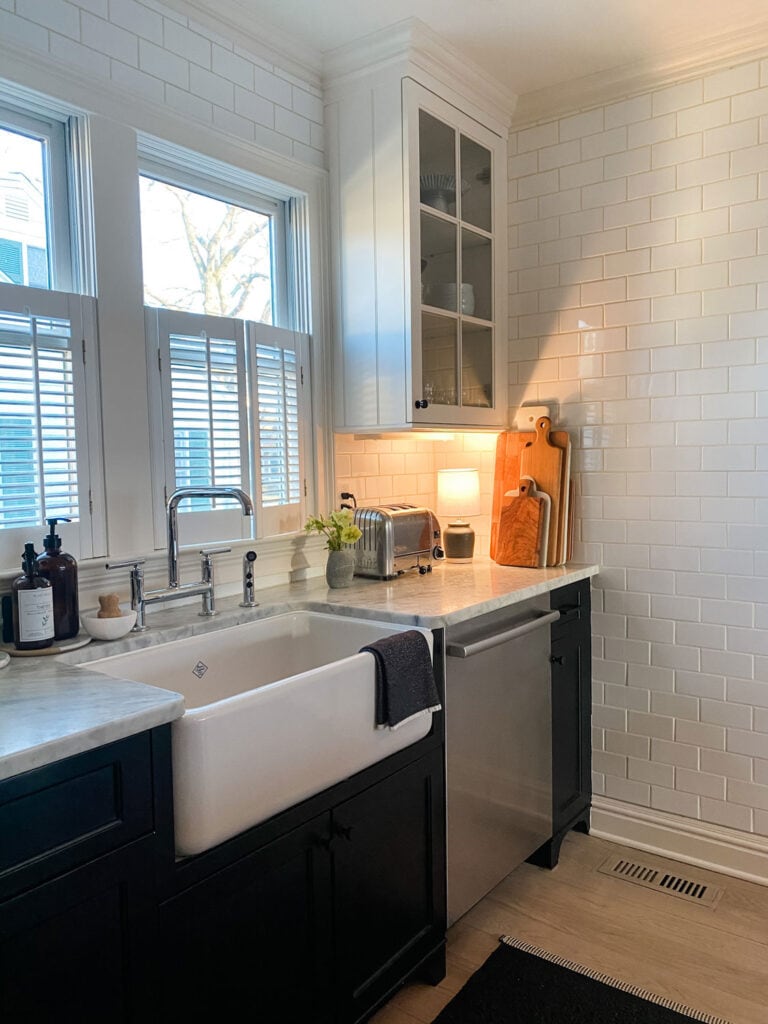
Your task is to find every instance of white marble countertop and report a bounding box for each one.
[0,557,598,781]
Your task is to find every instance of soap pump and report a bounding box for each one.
[37,517,79,641]
[12,543,54,651]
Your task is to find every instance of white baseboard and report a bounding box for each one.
[590,796,768,888]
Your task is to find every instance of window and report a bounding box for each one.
[139,173,284,323]
[0,106,102,568]
[0,283,104,561]
[0,107,72,292]
[141,153,312,547]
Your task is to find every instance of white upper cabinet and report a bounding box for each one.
[326,27,513,432]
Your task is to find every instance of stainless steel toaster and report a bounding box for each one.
[351,504,444,579]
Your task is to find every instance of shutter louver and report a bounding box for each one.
[0,310,78,528]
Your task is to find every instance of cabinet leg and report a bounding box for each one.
[528,809,592,870]
[574,811,590,835]
[527,833,563,870]
[417,946,446,986]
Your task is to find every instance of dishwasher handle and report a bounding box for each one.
[446,609,560,659]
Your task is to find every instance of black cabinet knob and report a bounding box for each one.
[414,399,429,409]
[550,655,565,665]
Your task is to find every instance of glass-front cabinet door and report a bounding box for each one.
[407,80,506,427]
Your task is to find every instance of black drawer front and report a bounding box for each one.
[0,732,154,897]
[550,579,590,635]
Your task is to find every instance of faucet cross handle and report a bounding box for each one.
[105,558,146,570]
[199,547,231,616]
[200,547,231,579]
[105,559,146,632]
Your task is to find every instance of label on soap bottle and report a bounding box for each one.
[17,589,55,643]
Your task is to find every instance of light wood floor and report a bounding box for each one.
[371,832,768,1024]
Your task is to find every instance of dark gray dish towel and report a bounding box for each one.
[360,630,441,730]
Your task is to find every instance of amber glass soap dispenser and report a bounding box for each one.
[37,517,79,640]
[12,543,54,650]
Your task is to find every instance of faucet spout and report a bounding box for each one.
[166,486,254,588]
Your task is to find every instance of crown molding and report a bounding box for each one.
[0,40,327,196]
[323,17,518,133]
[513,20,768,128]
[159,0,322,88]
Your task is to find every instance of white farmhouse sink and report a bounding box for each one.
[85,611,434,856]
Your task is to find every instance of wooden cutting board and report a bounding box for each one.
[491,426,570,562]
[556,431,572,564]
[494,480,543,568]
[519,416,564,567]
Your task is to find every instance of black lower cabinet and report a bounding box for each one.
[0,843,157,1024]
[0,728,172,1024]
[159,745,446,1024]
[159,813,334,1024]
[334,748,446,1022]
[529,579,592,870]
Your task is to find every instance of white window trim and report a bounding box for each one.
[0,282,106,568]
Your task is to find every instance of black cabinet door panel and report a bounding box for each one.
[0,843,153,1024]
[160,813,333,1024]
[333,747,446,1019]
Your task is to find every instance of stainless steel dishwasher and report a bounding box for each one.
[445,595,559,924]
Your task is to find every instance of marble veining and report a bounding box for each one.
[0,558,598,781]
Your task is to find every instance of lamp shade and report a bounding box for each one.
[436,468,481,520]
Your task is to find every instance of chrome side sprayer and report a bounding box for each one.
[240,550,258,607]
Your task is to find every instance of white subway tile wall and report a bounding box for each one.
[509,56,768,837]
[2,0,324,167]
[334,433,498,556]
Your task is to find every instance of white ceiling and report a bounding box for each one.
[240,0,768,98]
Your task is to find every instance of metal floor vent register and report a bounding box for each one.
[598,855,724,908]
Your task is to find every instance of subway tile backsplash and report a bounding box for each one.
[334,433,498,556]
[509,54,768,838]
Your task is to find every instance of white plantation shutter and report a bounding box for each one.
[148,310,312,545]
[0,284,104,565]
[0,311,77,525]
[249,322,310,537]
[148,308,252,547]
[169,333,243,500]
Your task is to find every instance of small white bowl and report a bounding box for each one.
[81,608,137,641]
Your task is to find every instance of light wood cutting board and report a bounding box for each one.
[490,426,570,561]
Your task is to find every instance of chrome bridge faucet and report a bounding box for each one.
[107,486,254,631]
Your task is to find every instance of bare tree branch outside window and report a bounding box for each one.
[139,178,273,323]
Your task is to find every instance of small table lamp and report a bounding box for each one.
[437,468,481,561]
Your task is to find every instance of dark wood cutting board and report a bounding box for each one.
[494,481,543,568]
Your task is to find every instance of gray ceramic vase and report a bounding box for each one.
[326,549,355,589]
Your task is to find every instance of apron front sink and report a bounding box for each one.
[85,611,434,855]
